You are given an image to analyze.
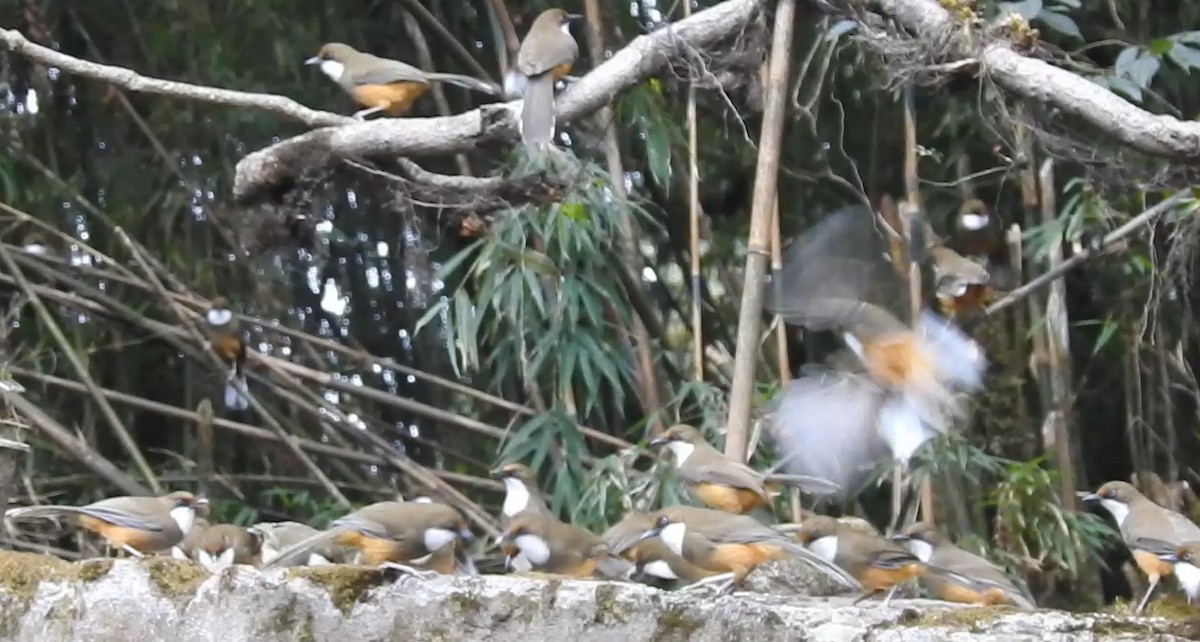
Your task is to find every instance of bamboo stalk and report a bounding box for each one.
[685,0,704,384]
[725,0,795,462]
[901,85,934,526]
[0,242,161,493]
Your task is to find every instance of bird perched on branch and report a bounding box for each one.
[7,491,207,557]
[892,521,1036,608]
[306,43,501,120]
[507,8,581,147]
[1084,480,1200,613]
[648,423,840,514]
[763,205,987,496]
[259,500,474,577]
[928,199,1019,318]
[204,297,249,412]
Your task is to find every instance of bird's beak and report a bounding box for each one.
[458,528,475,544]
[647,437,668,448]
[566,13,584,21]
[1080,493,1101,503]
[638,527,661,542]
[489,468,507,480]
[304,57,321,66]
[889,534,911,542]
[195,497,210,507]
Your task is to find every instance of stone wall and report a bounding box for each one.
[0,552,1192,641]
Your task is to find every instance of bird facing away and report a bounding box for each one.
[1084,480,1200,613]
[763,205,987,495]
[190,523,263,573]
[893,521,1036,609]
[204,297,249,411]
[305,42,500,119]
[1159,542,1200,604]
[794,515,929,608]
[250,521,357,567]
[7,491,207,557]
[638,506,862,594]
[259,500,474,577]
[648,423,840,514]
[509,8,581,147]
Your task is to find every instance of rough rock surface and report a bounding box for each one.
[0,553,1194,641]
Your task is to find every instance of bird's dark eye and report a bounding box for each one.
[656,516,669,528]
[1101,489,1115,499]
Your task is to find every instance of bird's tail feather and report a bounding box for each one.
[425,72,502,97]
[259,528,343,570]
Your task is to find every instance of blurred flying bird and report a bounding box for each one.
[763,205,987,499]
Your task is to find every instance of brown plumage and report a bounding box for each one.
[497,513,608,578]
[763,206,987,493]
[640,507,861,593]
[491,462,554,572]
[205,296,249,411]
[649,424,840,514]
[510,8,581,147]
[894,522,1035,609]
[794,515,926,606]
[305,43,500,119]
[1085,480,1200,613]
[259,500,474,575]
[8,491,207,556]
[251,521,356,567]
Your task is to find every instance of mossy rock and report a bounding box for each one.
[0,551,112,598]
[287,565,388,615]
[142,556,208,598]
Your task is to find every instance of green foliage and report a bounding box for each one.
[990,457,1121,579]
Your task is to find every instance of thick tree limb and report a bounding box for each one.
[0,28,345,128]
[866,0,1200,161]
[232,0,762,202]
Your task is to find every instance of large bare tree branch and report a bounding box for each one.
[863,0,1200,161]
[0,28,346,128]
[230,0,763,202]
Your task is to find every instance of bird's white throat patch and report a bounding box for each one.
[665,441,695,466]
[808,535,838,563]
[422,527,458,552]
[514,534,551,565]
[642,560,678,580]
[1099,499,1130,527]
[908,539,934,563]
[960,212,990,230]
[1175,561,1200,600]
[501,478,530,516]
[170,506,196,535]
[206,308,233,326]
[660,522,687,556]
[319,60,345,81]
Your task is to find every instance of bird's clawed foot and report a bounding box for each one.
[682,572,737,595]
[378,562,439,581]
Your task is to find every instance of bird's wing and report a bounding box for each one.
[350,57,431,86]
[765,205,910,329]
[680,460,768,499]
[764,370,890,495]
[1167,509,1200,543]
[933,546,1034,606]
[517,35,578,77]
[602,514,654,556]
